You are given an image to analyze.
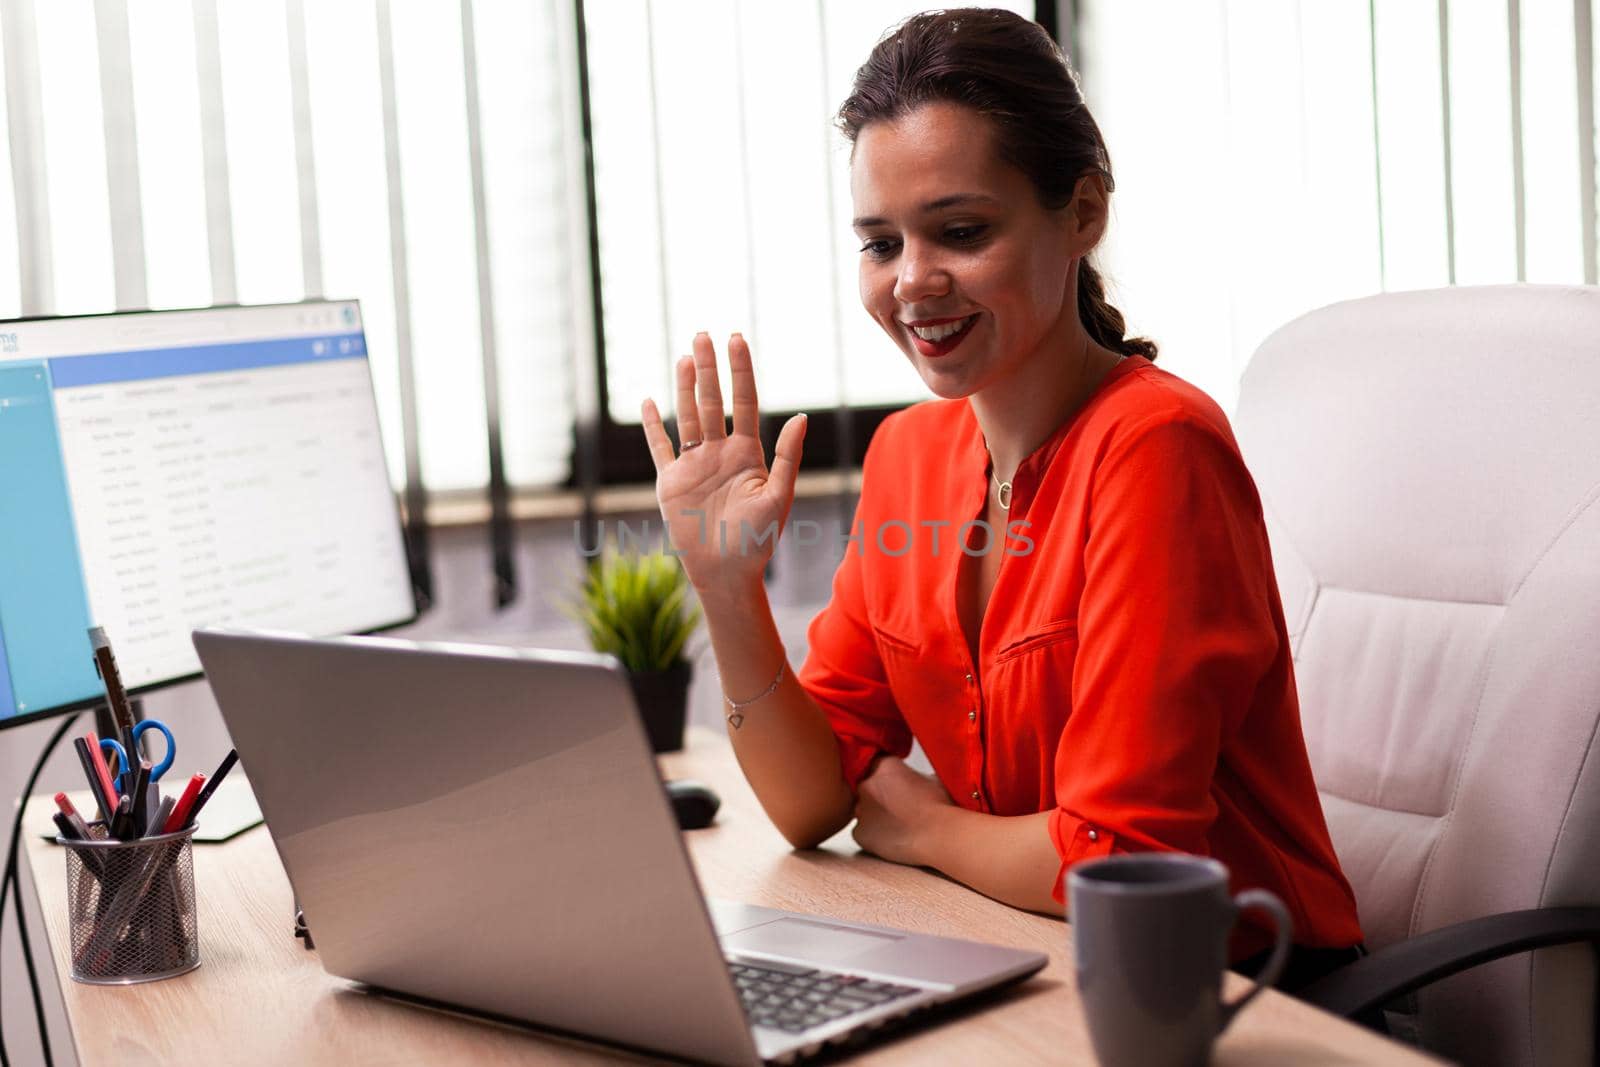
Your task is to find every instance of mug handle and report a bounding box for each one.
[1217,888,1293,1032]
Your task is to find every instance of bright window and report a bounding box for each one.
[1081,0,1597,414]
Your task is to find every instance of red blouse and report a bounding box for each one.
[798,355,1362,957]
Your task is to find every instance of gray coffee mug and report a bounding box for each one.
[1068,853,1292,1067]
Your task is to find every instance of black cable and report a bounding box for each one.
[0,884,9,1067]
[9,866,52,1067]
[1,711,79,1067]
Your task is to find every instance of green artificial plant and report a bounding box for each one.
[572,549,701,673]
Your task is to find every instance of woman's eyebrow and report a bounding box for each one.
[851,193,1000,229]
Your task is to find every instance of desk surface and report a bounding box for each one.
[23,728,1441,1066]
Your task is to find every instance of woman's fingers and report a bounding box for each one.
[661,331,753,457]
[674,355,702,450]
[691,332,728,440]
[640,398,676,472]
[766,413,807,505]
[728,332,759,439]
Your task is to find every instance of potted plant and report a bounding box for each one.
[571,549,702,752]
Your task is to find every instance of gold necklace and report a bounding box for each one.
[984,335,1098,514]
[991,467,1012,511]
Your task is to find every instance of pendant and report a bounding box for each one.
[996,481,1012,510]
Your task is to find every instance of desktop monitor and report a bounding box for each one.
[0,300,419,730]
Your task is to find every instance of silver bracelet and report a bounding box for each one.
[724,659,786,730]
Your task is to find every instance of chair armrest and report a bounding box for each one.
[1298,906,1600,1018]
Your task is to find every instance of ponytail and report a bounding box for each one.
[1077,259,1158,362]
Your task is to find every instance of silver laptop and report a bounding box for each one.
[192,629,1046,1066]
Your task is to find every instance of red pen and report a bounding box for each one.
[54,793,93,831]
[53,792,94,840]
[85,733,119,815]
[162,774,207,834]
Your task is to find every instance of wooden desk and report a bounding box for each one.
[21,728,1441,1065]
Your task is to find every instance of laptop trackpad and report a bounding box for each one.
[722,917,903,962]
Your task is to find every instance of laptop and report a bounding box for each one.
[192,629,1046,1066]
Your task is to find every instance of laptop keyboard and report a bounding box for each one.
[728,960,921,1033]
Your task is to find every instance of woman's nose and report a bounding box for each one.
[893,244,952,304]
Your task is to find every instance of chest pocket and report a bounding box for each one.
[871,624,947,735]
[993,618,1078,665]
[985,619,1079,804]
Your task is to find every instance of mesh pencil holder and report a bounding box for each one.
[59,823,200,984]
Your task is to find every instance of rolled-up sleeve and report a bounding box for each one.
[1049,415,1281,903]
[796,431,912,791]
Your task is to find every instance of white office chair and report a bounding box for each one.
[1233,284,1600,1066]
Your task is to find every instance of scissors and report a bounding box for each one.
[98,719,177,794]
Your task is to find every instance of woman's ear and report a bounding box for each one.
[1066,172,1110,255]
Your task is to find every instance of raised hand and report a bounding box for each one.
[640,332,807,599]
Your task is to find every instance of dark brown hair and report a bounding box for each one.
[836,8,1158,361]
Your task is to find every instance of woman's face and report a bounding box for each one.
[851,101,1094,400]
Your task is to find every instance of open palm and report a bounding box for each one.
[641,333,807,597]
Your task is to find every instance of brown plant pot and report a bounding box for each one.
[627,660,692,753]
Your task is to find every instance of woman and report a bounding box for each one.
[639,9,1362,979]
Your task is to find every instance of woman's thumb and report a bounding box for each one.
[767,412,807,502]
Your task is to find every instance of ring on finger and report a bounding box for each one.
[680,440,703,452]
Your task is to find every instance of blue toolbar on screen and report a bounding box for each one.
[0,363,98,716]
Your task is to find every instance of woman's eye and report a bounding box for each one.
[946,225,988,243]
[858,238,897,260]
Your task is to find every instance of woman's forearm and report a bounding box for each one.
[916,808,1064,916]
[698,578,854,848]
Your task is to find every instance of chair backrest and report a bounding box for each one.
[1233,285,1600,1067]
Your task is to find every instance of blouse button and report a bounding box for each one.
[967,709,977,722]
[965,673,974,684]
[969,790,980,801]
[1087,828,1100,843]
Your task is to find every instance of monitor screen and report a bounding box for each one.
[0,300,418,728]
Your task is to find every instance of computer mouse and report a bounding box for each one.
[664,778,721,830]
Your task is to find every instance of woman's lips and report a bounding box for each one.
[908,314,978,358]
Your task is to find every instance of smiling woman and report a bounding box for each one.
[849,100,1110,406]
[641,7,1365,994]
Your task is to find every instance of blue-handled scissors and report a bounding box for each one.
[98,719,177,794]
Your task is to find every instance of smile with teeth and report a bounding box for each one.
[909,315,977,342]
